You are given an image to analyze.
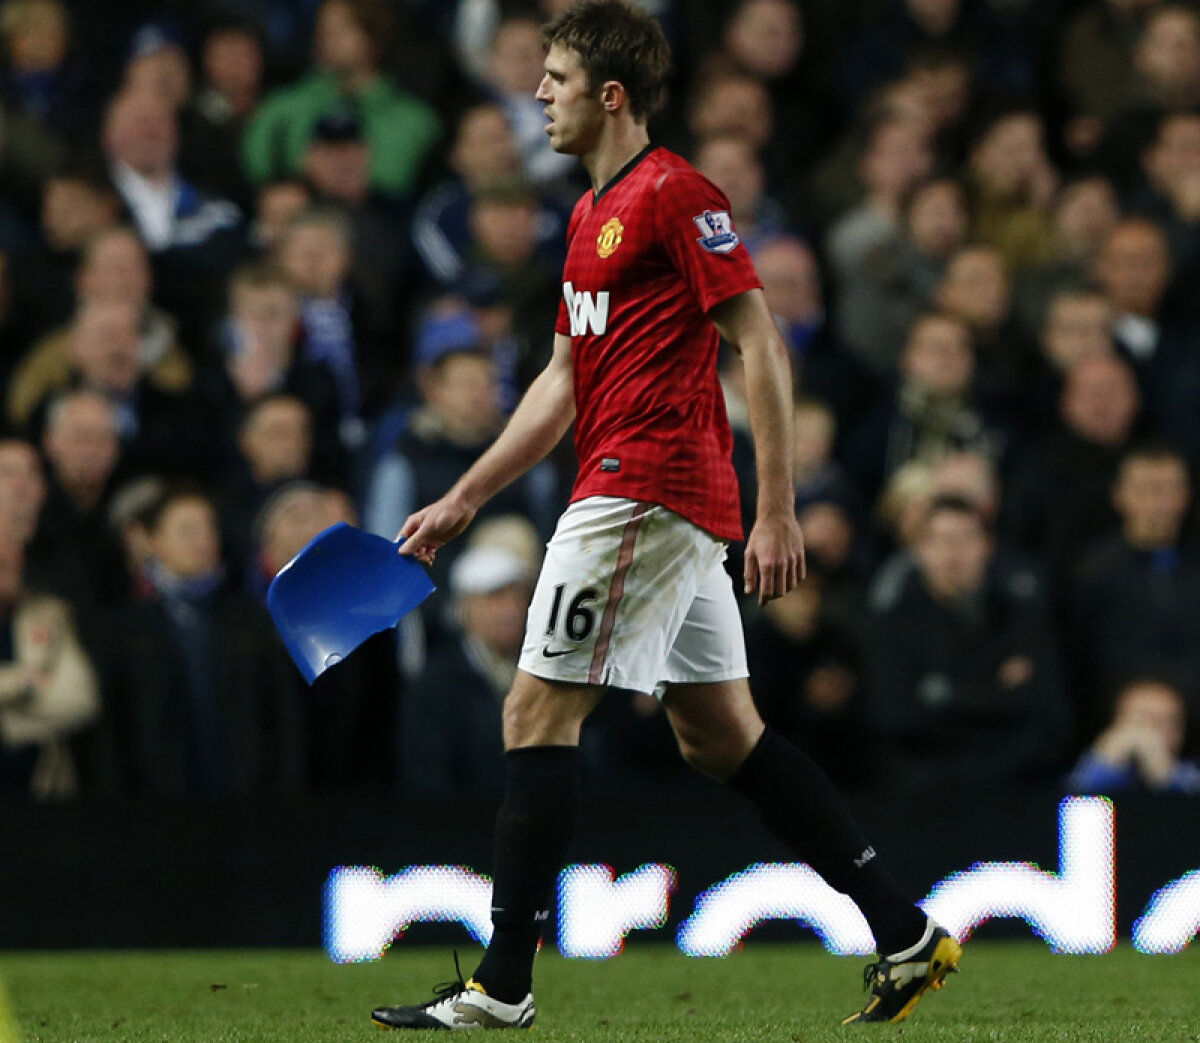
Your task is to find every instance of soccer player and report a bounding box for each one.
[371,0,960,1029]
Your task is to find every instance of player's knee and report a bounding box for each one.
[502,677,596,749]
[675,729,748,781]
[502,693,560,748]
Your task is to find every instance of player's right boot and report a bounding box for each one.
[841,918,962,1024]
[371,975,535,1030]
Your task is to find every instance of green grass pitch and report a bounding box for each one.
[1,942,1197,1042]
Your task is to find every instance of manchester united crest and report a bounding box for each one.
[596,217,623,258]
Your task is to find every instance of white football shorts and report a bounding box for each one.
[517,496,749,695]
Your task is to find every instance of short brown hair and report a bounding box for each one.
[542,0,670,121]
[322,0,392,62]
[229,260,292,297]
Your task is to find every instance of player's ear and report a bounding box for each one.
[600,80,625,113]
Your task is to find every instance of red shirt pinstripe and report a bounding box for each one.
[554,146,761,542]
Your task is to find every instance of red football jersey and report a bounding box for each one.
[554,146,761,541]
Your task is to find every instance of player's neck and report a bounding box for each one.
[582,121,651,195]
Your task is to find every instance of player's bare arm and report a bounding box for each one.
[398,332,576,563]
[709,287,806,604]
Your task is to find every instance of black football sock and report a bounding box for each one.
[473,745,580,1003]
[727,729,927,956]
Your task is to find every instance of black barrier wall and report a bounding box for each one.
[2,786,1198,949]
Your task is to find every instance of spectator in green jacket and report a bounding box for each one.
[241,0,441,200]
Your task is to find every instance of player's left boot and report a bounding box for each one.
[371,974,535,1030]
[841,918,962,1025]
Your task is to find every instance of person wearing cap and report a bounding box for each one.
[399,540,536,797]
[301,104,415,349]
[362,303,559,620]
[122,20,190,110]
[241,0,441,200]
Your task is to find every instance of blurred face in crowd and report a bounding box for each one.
[930,451,1000,522]
[254,182,311,251]
[231,279,298,365]
[695,136,764,227]
[1041,291,1114,373]
[1136,8,1200,97]
[936,246,1009,331]
[1114,681,1188,759]
[460,580,533,659]
[908,57,970,130]
[755,236,822,324]
[906,179,968,258]
[490,17,545,97]
[43,393,120,494]
[915,505,992,602]
[278,219,351,298]
[1094,220,1172,317]
[70,300,141,394]
[261,487,337,574]
[451,104,520,186]
[970,113,1048,197]
[470,196,538,267]
[905,0,959,35]
[763,577,822,639]
[0,440,45,541]
[323,487,356,527]
[901,315,974,396]
[316,0,375,75]
[239,396,313,485]
[879,460,935,547]
[203,27,263,105]
[77,229,151,306]
[2,0,67,73]
[1144,113,1200,196]
[425,352,500,444]
[860,119,934,205]
[792,401,835,475]
[104,90,178,178]
[724,0,802,80]
[1061,355,1140,446]
[108,476,163,579]
[42,178,119,253]
[1054,177,1119,260]
[874,77,939,140]
[1113,453,1191,549]
[304,137,370,205]
[125,43,191,109]
[690,75,773,151]
[150,496,222,579]
[798,501,854,571]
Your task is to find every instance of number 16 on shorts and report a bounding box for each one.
[542,584,598,655]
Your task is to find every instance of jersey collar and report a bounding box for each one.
[592,144,657,204]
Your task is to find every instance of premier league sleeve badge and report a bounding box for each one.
[693,210,740,254]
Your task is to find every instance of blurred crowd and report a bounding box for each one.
[0,0,1197,801]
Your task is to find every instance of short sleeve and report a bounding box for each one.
[653,169,761,313]
[554,198,586,336]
